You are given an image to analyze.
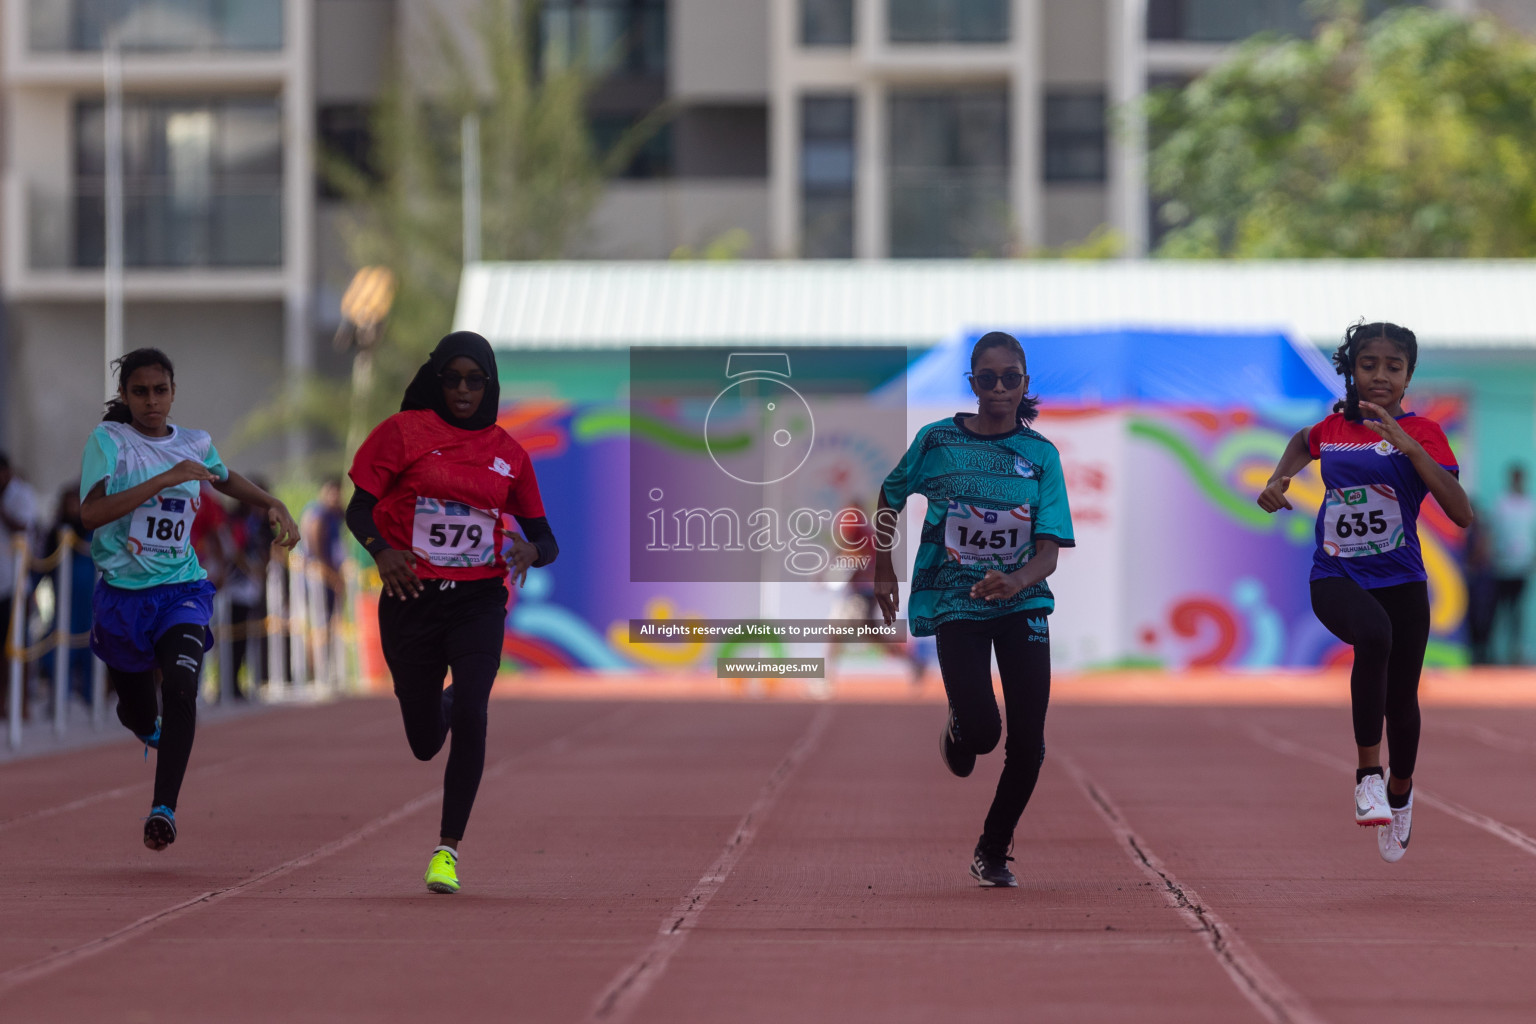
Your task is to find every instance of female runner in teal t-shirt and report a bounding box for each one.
[80,348,297,850]
[874,332,1075,888]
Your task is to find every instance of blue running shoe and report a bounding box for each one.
[143,805,176,851]
[136,717,161,760]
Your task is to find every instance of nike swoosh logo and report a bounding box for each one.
[1356,800,1373,816]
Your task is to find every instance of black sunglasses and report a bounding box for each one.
[440,370,489,391]
[969,370,1025,391]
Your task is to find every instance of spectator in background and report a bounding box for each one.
[1491,464,1536,664]
[222,474,276,699]
[1464,500,1498,665]
[301,477,347,613]
[190,480,231,589]
[0,451,39,720]
[37,485,96,705]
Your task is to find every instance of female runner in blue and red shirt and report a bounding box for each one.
[1258,321,1472,863]
[347,331,558,894]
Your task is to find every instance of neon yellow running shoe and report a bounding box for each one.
[424,848,460,894]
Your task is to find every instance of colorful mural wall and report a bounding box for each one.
[492,396,1469,674]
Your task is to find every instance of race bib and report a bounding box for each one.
[411,497,498,567]
[128,494,193,557]
[944,502,1033,568]
[1322,485,1405,559]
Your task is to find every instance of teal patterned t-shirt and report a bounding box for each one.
[882,415,1075,637]
[79,422,229,590]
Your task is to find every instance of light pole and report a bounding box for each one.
[103,27,125,397]
[461,113,481,265]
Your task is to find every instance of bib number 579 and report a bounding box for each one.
[1334,510,1387,538]
[428,522,483,549]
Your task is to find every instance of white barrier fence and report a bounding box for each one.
[3,533,355,751]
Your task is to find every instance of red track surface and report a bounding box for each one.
[5,691,1536,1022]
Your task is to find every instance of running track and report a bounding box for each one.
[5,680,1536,1022]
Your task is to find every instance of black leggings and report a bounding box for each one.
[1310,577,1430,780]
[112,623,206,811]
[378,578,507,841]
[935,611,1052,852]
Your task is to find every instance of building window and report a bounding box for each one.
[29,0,283,52]
[674,106,768,179]
[540,0,666,78]
[1044,93,1106,183]
[74,96,283,268]
[592,113,673,179]
[1146,0,1416,41]
[316,104,377,200]
[801,95,856,258]
[888,0,1009,44]
[801,0,854,46]
[888,88,1010,258]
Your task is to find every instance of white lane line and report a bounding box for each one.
[1055,750,1328,1024]
[0,706,635,995]
[587,705,835,1024]
[1434,721,1536,756]
[0,757,251,834]
[0,702,397,834]
[1243,724,1536,860]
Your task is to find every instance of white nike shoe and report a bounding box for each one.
[1378,790,1413,862]
[1354,773,1391,826]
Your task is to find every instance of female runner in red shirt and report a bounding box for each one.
[347,331,558,894]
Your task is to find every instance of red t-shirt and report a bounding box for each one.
[349,410,546,581]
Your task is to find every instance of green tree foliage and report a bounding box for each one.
[1147,2,1536,257]
[240,0,651,474]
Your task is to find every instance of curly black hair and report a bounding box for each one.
[1331,321,1417,422]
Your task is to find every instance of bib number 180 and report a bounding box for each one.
[129,495,193,557]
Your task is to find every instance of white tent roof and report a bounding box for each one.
[455,259,1536,350]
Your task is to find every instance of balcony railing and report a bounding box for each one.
[27,179,283,270]
[27,0,283,53]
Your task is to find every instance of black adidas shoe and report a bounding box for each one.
[143,805,176,851]
[970,843,1016,887]
[940,711,976,778]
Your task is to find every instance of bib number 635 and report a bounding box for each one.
[1334,509,1387,538]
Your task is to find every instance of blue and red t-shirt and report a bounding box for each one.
[1307,411,1457,588]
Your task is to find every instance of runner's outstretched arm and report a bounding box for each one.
[1257,427,1314,513]
[212,470,299,548]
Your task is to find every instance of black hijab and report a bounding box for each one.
[400,331,501,431]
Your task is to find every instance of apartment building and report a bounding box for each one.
[0,0,383,490]
[4,0,1533,495]
[587,0,1536,260]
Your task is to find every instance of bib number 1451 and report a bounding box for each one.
[944,502,1033,568]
